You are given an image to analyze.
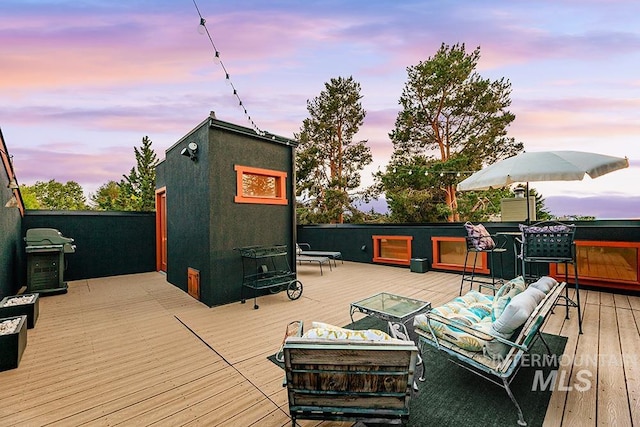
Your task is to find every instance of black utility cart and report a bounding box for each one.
[236,245,303,309]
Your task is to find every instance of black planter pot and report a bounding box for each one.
[0,315,28,371]
[0,293,40,329]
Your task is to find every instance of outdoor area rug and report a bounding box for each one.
[269,316,568,427]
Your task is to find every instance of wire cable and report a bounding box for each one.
[191,0,263,135]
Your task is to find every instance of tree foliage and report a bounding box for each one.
[117,136,159,211]
[23,180,89,210]
[18,185,42,209]
[295,76,372,224]
[376,43,523,222]
[89,136,158,211]
[90,180,126,211]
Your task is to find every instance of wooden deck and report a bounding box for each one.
[1,262,639,426]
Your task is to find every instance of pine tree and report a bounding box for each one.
[378,43,523,222]
[119,136,159,211]
[295,76,372,224]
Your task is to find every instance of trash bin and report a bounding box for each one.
[25,228,76,295]
[410,258,429,273]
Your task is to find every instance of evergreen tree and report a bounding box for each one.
[376,43,523,222]
[295,76,372,223]
[119,136,158,211]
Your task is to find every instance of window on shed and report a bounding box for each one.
[234,165,288,205]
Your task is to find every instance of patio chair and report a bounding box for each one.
[460,222,507,295]
[296,242,343,267]
[520,221,583,334]
[282,321,418,426]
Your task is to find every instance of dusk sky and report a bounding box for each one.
[2,0,638,218]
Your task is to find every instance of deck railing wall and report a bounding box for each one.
[298,221,640,291]
[2,212,639,299]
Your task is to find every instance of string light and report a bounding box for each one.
[192,0,264,135]
[386,165,477,179]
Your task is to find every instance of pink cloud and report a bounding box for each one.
[13,144,135,190]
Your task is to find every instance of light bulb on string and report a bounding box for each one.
[408,170,412,175]
[192,1,264,135]
[424,171,429,176]
[456,172,461,177]
[440,172,444,177]
[197,18,206,34]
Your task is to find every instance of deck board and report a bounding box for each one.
[1,265,638,426]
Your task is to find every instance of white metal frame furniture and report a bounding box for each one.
[415,281,566,427]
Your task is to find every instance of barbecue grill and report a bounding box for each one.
[24,228,76,295]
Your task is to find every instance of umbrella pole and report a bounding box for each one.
[526,182,530,224]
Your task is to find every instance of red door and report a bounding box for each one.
[156,189,167,272]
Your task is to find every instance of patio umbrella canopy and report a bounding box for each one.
[457,150,629,192]
[457,150,629,223]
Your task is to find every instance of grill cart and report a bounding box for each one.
[236,245,303,309]
[24,228,76,295]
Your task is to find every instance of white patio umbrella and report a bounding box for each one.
[457,150,629,222]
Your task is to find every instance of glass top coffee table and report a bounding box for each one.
[349,292,431,325]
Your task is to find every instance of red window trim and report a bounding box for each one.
[234,165,288,205]
[372,235,413,266]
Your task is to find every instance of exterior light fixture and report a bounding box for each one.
[181,142,198,162]
[5,194,19,208]
[7,178,18,189]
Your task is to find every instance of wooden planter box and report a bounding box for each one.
[0,315,28,371]
[0,293,39,329]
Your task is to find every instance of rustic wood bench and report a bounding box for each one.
[414,280,566,426]
[283,334,419,426]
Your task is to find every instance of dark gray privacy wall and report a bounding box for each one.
[22,210,156,281]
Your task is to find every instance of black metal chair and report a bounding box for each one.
[520,221,583,334]
[459,223,507,295]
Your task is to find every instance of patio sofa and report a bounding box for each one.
[282,321,419,426]
[413,276,565,426]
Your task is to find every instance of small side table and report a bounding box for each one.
[350,292,431,325]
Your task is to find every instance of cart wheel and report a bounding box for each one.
[287,280,303,300]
